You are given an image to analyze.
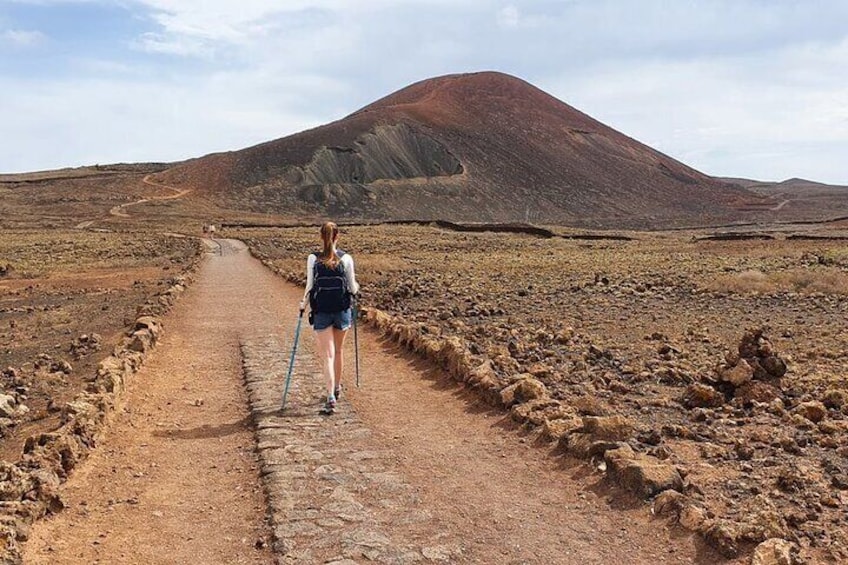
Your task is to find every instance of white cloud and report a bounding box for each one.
[549,37,848,183]
[134,30,212,57]
[1,28,47,47]
[497,5,520,28]
[0,71,331,172]
[496,4,549,29]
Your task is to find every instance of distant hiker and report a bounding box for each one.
[299,221,360,414]
[208,224,216,237]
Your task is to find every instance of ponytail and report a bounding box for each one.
[319,221,340,269]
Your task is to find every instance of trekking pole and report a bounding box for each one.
[281,309,304,410]
[353,295,361,388]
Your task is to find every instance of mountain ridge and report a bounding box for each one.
[155,71,759,228]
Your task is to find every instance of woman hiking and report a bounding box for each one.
[299,221,360,414]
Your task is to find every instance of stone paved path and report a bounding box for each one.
[242,337,452,564]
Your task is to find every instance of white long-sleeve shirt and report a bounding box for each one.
[300,251,360,310]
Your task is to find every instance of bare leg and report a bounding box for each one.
[315,328,336,397]
[332,328,348,390]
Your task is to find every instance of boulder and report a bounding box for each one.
[683,383,724,408]
[96,356,125,378]
[794,401,827,423]
[761,355,787,379]
[0,462,35,502]
[604,444,684,499]
[720,359,754,387]
[679,504,708,532]
[751,538,795,565]
[652,489,686,517]
[735,381,780,405]
[573,395,609,416]
[439,337,474,380]
[562,433,623,459]
[823,389,848,410]
[581,415,633,441]
[127,329,154,353]
[541,415,582,442]
[133,316,161,339]
[499,376,547,407]
[467,361,500,396]
[0,395,19,419]
[704,521,740,558]
[363,308,392,329]
[510,398,559,425]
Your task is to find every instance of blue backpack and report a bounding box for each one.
[309,251,351,313]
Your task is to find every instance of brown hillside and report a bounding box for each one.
[156,71,759,228]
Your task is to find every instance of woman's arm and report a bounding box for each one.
[299,254,316,311]
[343,254,360,295]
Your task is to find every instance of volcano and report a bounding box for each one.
[156,71,757,228]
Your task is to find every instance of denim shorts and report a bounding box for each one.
[312,308,352,331]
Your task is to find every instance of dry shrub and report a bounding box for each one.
[712,268,848,295]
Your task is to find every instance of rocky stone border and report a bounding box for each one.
[0,239,203,564]
[354,306,799,563]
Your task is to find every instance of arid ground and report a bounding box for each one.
[239,222,848,563]
[1,91,847,563]
[0,229,199,461]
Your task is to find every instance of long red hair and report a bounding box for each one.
[319,221,340,268]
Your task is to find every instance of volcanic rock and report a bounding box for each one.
[735,381,781,406]
[704,521,740,558]
[0,395,24,419]
[573,395,609,416]
[541,415,582,442]
[751,538,795,565]
[822,389,847,410]
[683,383,724,408]
[604,444,684,499]
[652,489,686,517]
[581,415,634,441]
[761,355,787,379]
[679,505,708,532]
[70,333,102,359]
[793,401,827,424]
[736,329,787,380]
[499,375,547,407]
[720,359,754,387]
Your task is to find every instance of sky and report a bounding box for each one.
[1,0,846,184]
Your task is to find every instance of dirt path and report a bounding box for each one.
[25,239,727,564]
[769,198,792,211]
[23,240,274,564]
[108,174,192,218]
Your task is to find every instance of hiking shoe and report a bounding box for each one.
[334,386,341,400]
[324,395,336,413]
